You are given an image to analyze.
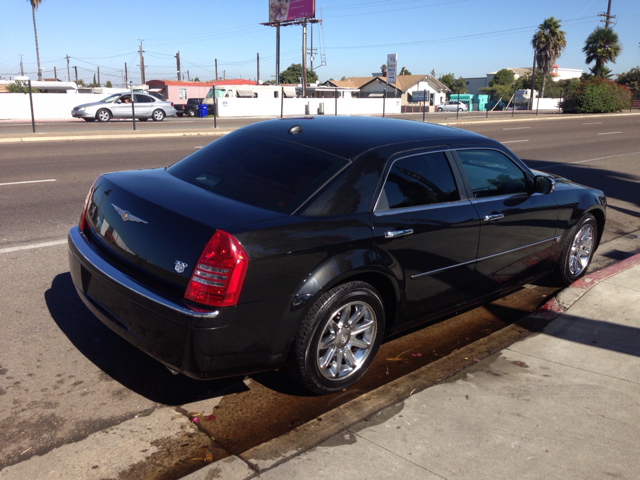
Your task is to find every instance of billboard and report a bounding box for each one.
[269,0,315,22]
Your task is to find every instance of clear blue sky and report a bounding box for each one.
[1,0,638,85]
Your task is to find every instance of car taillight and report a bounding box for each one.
[184,230,249,307]
[171,102,174,107]
[79,175,102,232]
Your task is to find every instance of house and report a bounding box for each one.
[146,79,256,104]
[323,75,450,107]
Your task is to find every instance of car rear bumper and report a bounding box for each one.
[67,226,292,379]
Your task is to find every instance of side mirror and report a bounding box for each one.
[534,175,555,194]
[116,99,122,104]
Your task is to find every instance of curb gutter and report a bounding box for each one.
[182,251,640,479]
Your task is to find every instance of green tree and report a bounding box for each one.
[77,79,86,87]
[531,17,567,99]
[438,73,467,95]
[380,64,387,74]
[617,66,640,99]
[279,63,318,84]
[480,68,515,102]
[27,0,45,80]
[583,27,622,77]
[7,81,40,93]
[194,77,200,82]
[399,67,412,75]
[561,77,631,113]
[91,74,98,87]
[105,80,112,88]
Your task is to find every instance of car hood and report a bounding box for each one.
[73,101,107,109]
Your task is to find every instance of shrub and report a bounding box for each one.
[6,81,40,93]
[561,77,631,113]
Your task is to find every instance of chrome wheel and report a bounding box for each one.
[152,109,165,121]
[96,109,111,122]
[568,223,594,276]
[316,301,377,380]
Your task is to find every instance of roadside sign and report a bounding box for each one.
[387,54,397,85]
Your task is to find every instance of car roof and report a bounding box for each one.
[237,116,492,159]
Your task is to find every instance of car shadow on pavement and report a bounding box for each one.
[45,273,248,405]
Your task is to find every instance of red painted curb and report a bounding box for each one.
[534,252,640,317]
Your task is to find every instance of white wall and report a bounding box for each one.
[0,92,397,120]
[199,97,402,117]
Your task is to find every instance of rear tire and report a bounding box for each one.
[96,109,111,122]
[287,281,385,395]
[152,109,165,121]
[555,214,597,286]
[187,109,196,117]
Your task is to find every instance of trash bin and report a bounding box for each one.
[317,103,324,115]
[198,104,208,117]
[305,103,310,115]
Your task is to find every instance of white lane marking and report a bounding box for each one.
[583,122,602,125]
[0,239,67,255]
[598,132,622,135]
[0,179,56,187]
[501,140,529,144]
[543,151,640,170]
[194,146,203,149]
[503,127,530,130]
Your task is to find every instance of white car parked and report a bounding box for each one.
[71,93,177,122]
[437,101,468,112]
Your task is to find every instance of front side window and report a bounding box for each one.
[377,152,460,211]
[456,149,527,198]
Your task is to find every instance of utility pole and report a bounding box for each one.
[54,66,57,80]
[74,66,78,84]
[276,25,280,85]
[125,62,128,85]
[138,40,146,85]
[223,70,226,80]
[302,20,308,97]
[20,55,24,76]
[599,0,615,29]
[215,59,218,81]
[66,55,70,82]
[175,52,181,81]
[310,23,314,71]
[187,70,190,81]
[97,66,100,86]
[257,53,260,84]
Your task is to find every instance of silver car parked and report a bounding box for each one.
[437,101,468,112]
[71,93,177,122]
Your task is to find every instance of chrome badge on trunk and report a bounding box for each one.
[174,260,188,273]
[112,204,148,224]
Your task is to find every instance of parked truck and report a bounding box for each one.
[174,97,204,117]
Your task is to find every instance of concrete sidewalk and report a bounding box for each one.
[186,253,640,480]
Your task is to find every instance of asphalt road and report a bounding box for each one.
[1,113,639,476]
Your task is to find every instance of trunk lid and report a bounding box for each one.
[85,168,286,296]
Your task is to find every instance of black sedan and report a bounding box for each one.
[68,116,606,394]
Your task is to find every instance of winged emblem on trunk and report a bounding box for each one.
[112,204,148,224]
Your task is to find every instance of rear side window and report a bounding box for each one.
[167,131,349,214]
[456,149,527,198]
[377,152,460,211]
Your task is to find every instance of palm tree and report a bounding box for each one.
[531,17,566,99]
[583,27,622,77]
[27,0,45,81]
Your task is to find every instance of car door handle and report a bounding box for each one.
[484,214,505,222]
[384,229,414,238]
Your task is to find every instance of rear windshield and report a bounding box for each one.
[167,131,349,214]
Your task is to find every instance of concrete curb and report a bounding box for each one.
[2,112,638,144]
[0,130,230,144]
[181,251,640,479]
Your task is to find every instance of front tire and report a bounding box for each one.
[437,107,443,112]
[96,109,111,122]
[152,109,165,121]
[287,281,385,395]
[556,214,597,286]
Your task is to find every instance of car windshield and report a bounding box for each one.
[168,131,349,214]
[101,94,123,103]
